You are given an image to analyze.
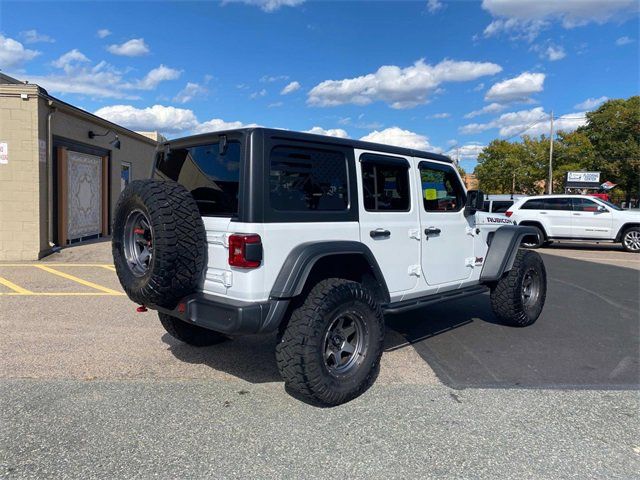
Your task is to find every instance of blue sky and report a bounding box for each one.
[1,0,638,171]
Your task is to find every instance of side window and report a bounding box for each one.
[521,199,545,210]
[492,201,513,213]
[572,197,599,212]
[361,155,410,211]
[419,162,465,212]
[546,198,572,210]
[269,146,349,211]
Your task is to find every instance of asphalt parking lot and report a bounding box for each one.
[1,242,639,479]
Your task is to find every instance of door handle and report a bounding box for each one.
[370,229,391,239]
[424,227,441,236]
[540,211,547,214]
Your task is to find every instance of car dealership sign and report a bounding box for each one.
[567,171,600,183]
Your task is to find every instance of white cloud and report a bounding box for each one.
[134,64,181,90]
[485,72,545,103]
[22,54,180,99]
[308,58,502,109]
[193,118,260,134]
[360,127,440,152]
[268,102,283,108]
[427,112,451,119]
[481,0,638,41]
[0,35,40,68]
[173,82,208,103]
[94,104,198,132]
[249,88,267,99]
[107,38,150,57]
[51,49,90,71]
[543,44,566,61]
[281,81,301,95]
[260,74,289,82]
[460,107,587,137]
[427,0,444,14]
[20,30,55,44]
[97,29,112,39]
[574,96,608,110]
[616,36,634,46]
[305,126,350,138]
[464,102,507,118]
[448,143,486,161]
[223,0,305,12]
[473,82,485,91]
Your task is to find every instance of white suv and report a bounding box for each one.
[112,128,546,405]
[506,194,640,252]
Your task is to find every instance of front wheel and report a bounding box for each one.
[521,225,545,249]
[621,227,640,253]
[490,250,547,327]
[275,278,385,406]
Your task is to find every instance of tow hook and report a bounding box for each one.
[136,305,148,313]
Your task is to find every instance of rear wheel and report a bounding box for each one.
[159,313,228,347]
[621,227,640,253]
[521,225,545,249]
[275,278,384,406]
[490,249,546,327]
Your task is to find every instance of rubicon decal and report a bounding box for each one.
[486,217,514,224]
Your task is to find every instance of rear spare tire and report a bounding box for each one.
[112,179,206,308]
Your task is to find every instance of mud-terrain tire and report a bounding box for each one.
[521,225,545,249]
[621,227,640,253]
[159,313,227,346]
[112,180,206,309]
[275,278,385,406]
[490,249,546,327]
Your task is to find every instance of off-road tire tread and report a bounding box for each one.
[490,249,546,327]
[158,312,227,346]
[275,278,384,406]
[113,179,206,308]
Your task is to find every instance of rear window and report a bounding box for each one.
[491,201,513,213]
[521,199,545,210]
[269,146,349,211]
[156,142,241,216]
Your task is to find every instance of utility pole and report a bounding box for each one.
[548,110,554,194]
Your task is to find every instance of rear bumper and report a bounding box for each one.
[154,294,289,335]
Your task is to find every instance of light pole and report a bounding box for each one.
[547,110,554,194]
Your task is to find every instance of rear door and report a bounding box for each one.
[418,160,474,286]
[356,150,420,295]
[543,197,573,236]
[571,197,613,238]
[156,139,242,295]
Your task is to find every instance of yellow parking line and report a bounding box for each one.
[0,263,114,267]
[0,276,34,294]
[34,265,122,295]
[0,292,125,296]
[100,265,116,271]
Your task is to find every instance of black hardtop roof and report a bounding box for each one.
[163,127,453,163]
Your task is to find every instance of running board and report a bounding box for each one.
[383,285,489,314]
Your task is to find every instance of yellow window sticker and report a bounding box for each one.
[424,188,437,200]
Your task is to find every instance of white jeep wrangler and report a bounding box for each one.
[113,128,547,405]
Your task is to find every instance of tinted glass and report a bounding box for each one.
[420,163,465,212]
[483,201,491,212]
[492,201,513,213]
[546,198,572,210]
[572,197,600,212]
[157,142,241,216]
[269,146,348,211]
[522,199,545,210]
[362,160,410,211]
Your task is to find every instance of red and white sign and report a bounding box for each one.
[0,142,8,165]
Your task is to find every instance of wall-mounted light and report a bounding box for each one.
[88,129,121,150]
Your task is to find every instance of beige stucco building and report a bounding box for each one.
[0,73,159,261]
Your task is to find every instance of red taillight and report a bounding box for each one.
[228,234,262,269]
[505,210,513,217]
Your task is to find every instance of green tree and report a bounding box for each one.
[578,96,640,202]
[552,130,596,192]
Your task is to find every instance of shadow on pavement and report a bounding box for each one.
[387,254,639,390]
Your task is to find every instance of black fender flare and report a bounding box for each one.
[480,225,539,282]
[270,241,390,303]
